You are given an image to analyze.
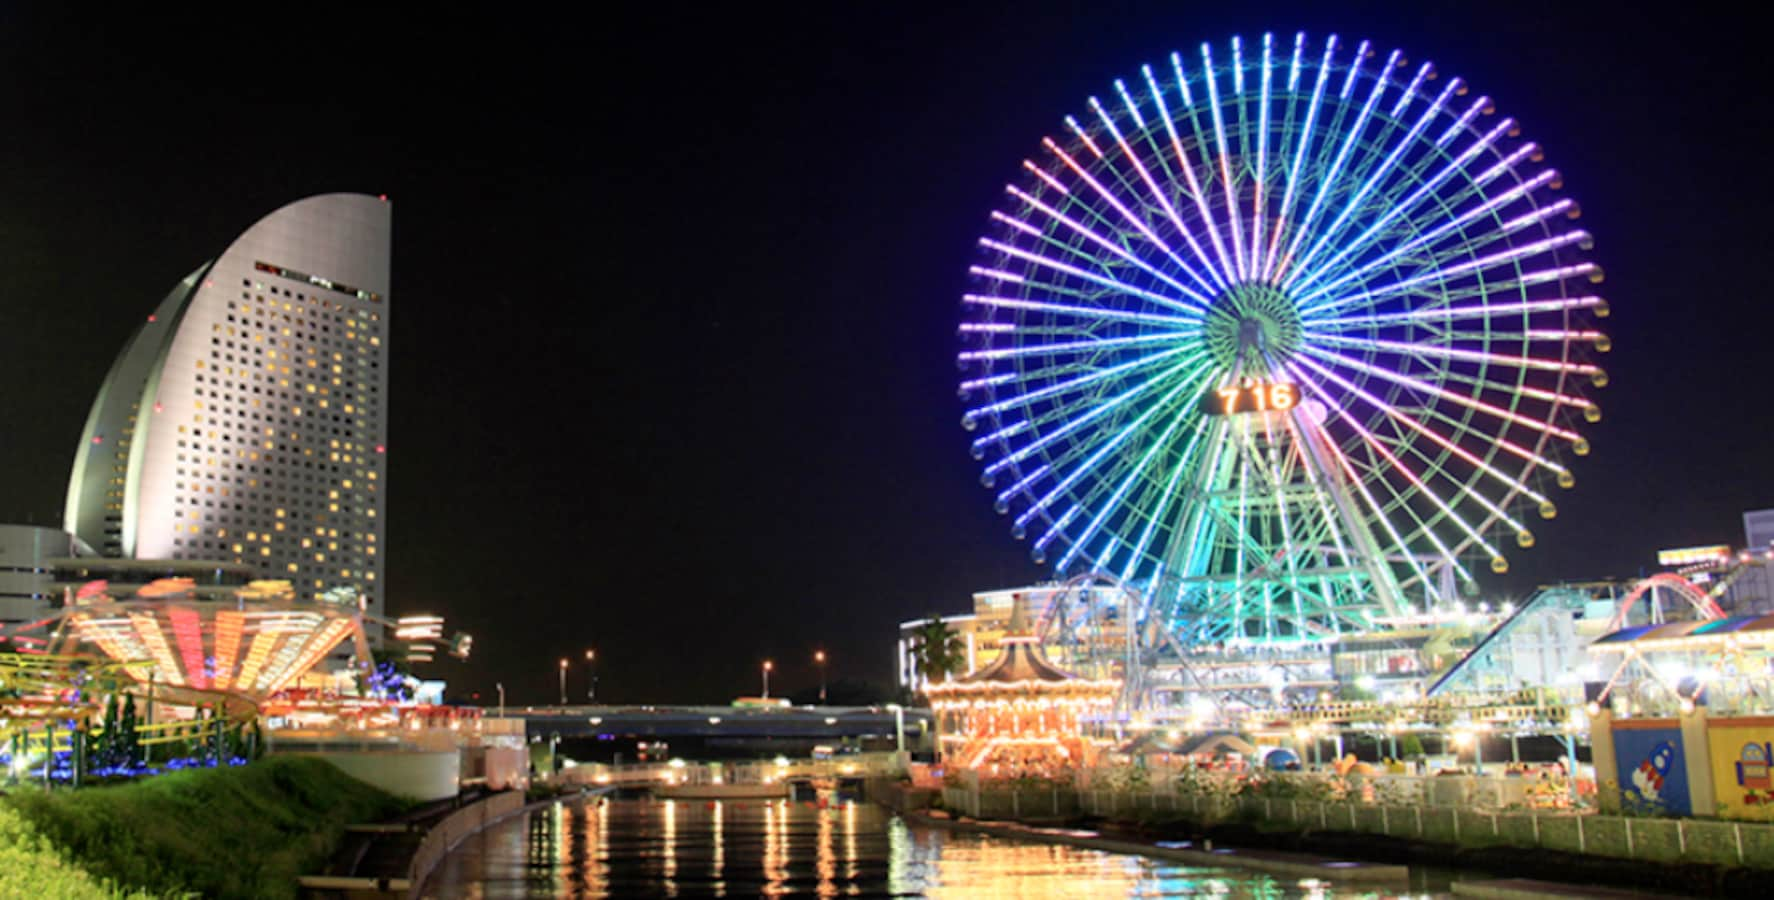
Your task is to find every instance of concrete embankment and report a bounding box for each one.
[901,810,1410,884]
[1449,879,1682,899]
[302,786,612,899]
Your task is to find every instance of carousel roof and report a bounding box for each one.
[927,636,1120,695]
[959,636,1079,684]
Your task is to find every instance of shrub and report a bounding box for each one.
[3,756,408,899]
[0,802,152,899]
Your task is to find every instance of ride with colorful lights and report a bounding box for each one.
[955,30,1609,723]
[0,576,470,784]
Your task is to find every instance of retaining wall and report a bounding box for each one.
[1044,786,1774,868]
[404,790,524,899]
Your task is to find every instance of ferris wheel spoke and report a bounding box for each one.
[1037,136,1219,306]
[1261,33,1337,283]
[1431,263,1603,304]
[1014,375,1202,534]
[1199,40,1250,280]
[979,237,1208,318]
[1165,51,1245,285]
[1339,449,1449,590]
[1292,115,1526,303]
[962,293,1197,330]
[1303,331,1601,379]
[998,190,1200,300]
[1394,436,1528,537]
[1247,33,1274,278]
[1291,353,1552,515]
[1419,399,1569,484]
[959,329,1199,363]
[1135,66,1235,291]
[1274,42,1393,285]
[1280,416,1357,566]
[1287,61,1445,283]
[1334,168,1568,296]
[1310,193,1582,314]
[1301,228,1591,321]
[966,343,1196,421]
[1247,415,1309,592]
[1175,423,1236,579]
[980,350,1208,476]
[1297,342,1585,457]
[1307,294,1605,332]
[1290,363,1491,571]
[1084,93,1228,300]
[1115,417,1216,582]
[1053,376,1207,570]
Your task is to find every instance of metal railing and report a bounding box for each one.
[556,752,906,787]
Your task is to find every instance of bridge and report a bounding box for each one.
[553,751,907,792]
[518,704,931,744]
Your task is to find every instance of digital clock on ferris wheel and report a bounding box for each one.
[1204,379,1300,416]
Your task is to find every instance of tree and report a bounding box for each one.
[910,617,968,688]
[119,693,141,768]
[1400,733,1425,759]
[97,692,121,768]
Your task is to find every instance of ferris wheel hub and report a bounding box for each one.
[1203,282,1303,373]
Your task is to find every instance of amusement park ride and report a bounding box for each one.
[0,576,467,773]
[955,31,1644,730]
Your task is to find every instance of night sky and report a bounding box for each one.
[0,4,1767,704]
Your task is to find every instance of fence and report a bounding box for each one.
[941,786,1081,820]
[557,752,906,788]
[937,778,1774,869]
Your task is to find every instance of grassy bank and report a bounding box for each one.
[0,803,150,899]
[1,756,409,899]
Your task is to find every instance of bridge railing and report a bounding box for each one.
[558,752,906,787]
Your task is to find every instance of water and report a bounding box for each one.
[423,797,1449,898]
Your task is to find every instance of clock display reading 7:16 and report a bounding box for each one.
[1209,380,1300,416]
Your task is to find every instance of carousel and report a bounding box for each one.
[927,628,1120,777]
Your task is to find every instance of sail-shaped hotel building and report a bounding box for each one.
[63,194,391,633]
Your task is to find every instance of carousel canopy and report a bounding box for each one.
[958,636,1077,684]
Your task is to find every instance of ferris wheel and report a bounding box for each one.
[958,32,1608,646]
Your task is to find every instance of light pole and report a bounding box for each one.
[762,660,773,699]
[558,658,568,706]
[585,649,597,703]
[496,682,505,718]
[815,650,827,704]
[887,703,906,754]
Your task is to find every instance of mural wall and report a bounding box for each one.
[1708,717,1774,821]
[1611,721,1689,815]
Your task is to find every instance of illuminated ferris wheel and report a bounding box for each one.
[958,32,1608,646]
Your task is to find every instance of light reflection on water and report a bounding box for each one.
[423,797,1432,898]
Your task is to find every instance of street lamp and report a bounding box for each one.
[886,703,906,755]
[558,658,569,706]
[585,648,597,703]
[496,682,505,718]
[762,660,774,699]
[815,650,827,704]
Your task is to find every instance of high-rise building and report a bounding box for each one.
[0,524,83,627]
[65,194,391,638]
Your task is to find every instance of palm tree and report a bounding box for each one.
[910,616,968,688]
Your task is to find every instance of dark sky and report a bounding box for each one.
[0,3,1768,704]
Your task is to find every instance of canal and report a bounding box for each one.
[423,795,1458,897]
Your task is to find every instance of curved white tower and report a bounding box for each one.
[66,194,391,632]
